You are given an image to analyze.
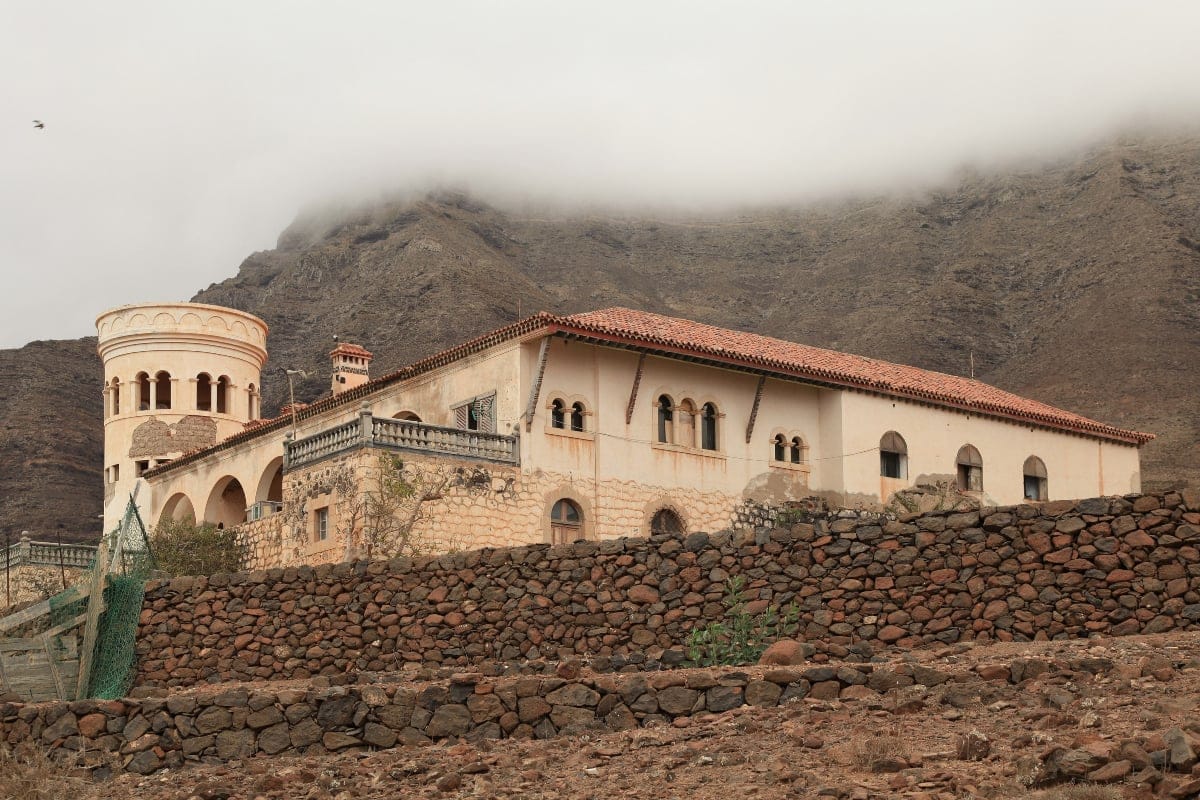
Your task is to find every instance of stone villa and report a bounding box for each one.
[96,302,1151,568]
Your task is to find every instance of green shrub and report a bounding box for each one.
[150,517,247,576]
[684,575,800,666]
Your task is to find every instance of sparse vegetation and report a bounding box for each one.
[150,516,247,576]
[847,731,910,772]
[1031,786,1121,800]
[0,743,101,800]
[684,576,800,666]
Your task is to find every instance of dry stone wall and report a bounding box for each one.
[0,653,1116,775]
[137,491,1200,688]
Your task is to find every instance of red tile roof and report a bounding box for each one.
[557,308,1153,445]
[145,306,1151,479]
[331,342,373,359]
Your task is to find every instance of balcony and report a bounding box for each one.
[283,410,519,471]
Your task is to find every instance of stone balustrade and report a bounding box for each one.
[283,410,518,471]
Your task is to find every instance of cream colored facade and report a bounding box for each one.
[96,303,1147,567]
[96,303,268,532]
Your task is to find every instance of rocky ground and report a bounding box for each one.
[23,631,1200,800]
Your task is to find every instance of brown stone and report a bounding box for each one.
[1087,760,1132,783]
[627,584,660,604]
[758,639,812,666]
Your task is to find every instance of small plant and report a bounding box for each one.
[774,507,811,526]
[684,576,800,666]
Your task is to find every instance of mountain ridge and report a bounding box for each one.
[4,136,1196,541]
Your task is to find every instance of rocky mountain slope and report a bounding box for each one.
[4,136,1198,541]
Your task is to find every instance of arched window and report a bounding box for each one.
[216,375,231,414]
[880,431,908,479]
[550,499,583,544]
[196,373,213,411]
[700,403,718,450]
[393,410,421,422]
[1023,456,1048,501]
[109,377,121,417]
[650,508,685,535]
[570,401,586,433]
[154,371,172,410]
[135,372,151,411]
[656,395,673,443]
[773,433,787,461]
[956,444,983,492]
[790,436,805,464]
[550,398,566,429]
[677,399,697,447]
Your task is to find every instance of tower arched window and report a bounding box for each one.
[956,444,983,492]
[570,401,586,432]
[773,433,787,461]
[656,395,673,443]
[135,372,151,411]
[196,373,213,411]
[154,371,172,410]
[790,436,805,464]
[109,377,121,417]
[880,431,908,479]
[216,375,231,414]
[700,403,718,450]
[550,398,566,429]
[1023,456,1048,501]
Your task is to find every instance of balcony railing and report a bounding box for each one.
[1,535,98,571]
[284,409,519,471]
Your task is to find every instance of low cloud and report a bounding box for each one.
[2,1,1200,346]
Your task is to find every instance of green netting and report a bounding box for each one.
[86,574,148,698]
[42,494,158,698]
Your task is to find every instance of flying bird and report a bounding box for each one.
[32,120,44,129]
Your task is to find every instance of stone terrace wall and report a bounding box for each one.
[1,654,1115,775]
[136,491,1200,688]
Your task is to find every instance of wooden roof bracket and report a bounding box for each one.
[745,375,766,443]
[625,352,647,425]
[524,336,551,432]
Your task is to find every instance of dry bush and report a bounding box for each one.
[0,743,103,800]
[1031,785,1122,800]
[846,732,910,771]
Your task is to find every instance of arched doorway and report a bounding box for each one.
[250,457,284,519]
[550,499,583,544]
[649,507,685,535]
[205,476,248,528]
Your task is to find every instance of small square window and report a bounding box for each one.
[135,460,150,477]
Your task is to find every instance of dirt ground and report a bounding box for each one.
[42,632,1200,800]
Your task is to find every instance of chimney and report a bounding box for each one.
[330,342,373,394]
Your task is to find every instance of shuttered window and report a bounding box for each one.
[453,392,497,433]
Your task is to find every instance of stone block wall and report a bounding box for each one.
[136,491,1200,688]
[236,448,743,570]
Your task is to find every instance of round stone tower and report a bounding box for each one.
[95,302,268,532]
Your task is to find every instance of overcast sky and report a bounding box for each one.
[2,1,1199,348]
